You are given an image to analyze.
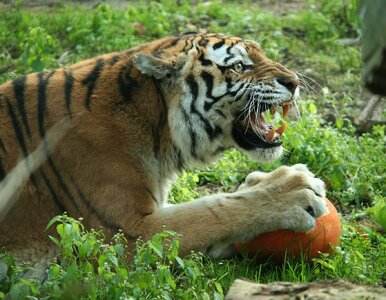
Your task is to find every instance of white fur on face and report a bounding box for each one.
[247,78,298,106]
[206,44,253,66]
[245,146,283,163]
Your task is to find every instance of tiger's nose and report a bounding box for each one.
[277,76,299,95]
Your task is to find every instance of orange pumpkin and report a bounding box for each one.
[235,198,341,261]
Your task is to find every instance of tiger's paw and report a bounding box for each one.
[237,164,327,237]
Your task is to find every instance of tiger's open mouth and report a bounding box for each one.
[232,103,291,150]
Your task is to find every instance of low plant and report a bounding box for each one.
[281,101,385,206]
[0,215,223,299]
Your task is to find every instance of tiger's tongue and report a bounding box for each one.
[250,112,287,142]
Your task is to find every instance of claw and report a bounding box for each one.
[276,122,286,135]
[282,104,290,118]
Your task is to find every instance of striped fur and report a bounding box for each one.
[0,33,327,264]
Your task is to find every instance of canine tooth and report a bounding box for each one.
[282,104,290,118]
[270,106,277,115]
[276,122,286,135]
[266,127,275,141]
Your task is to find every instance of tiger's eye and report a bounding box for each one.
[234,62,244,73]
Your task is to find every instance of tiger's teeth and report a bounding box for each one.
[276,122,286,135]
[266,127,275,141]
[282,104,290,118]
[270,106,277,115]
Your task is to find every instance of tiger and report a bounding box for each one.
[0,33,327,266]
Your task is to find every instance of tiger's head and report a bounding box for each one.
[134,33,299,165]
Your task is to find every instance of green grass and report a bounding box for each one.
[1,0,385,298]
[1,215,385,298]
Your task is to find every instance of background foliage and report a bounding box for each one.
[0,0,385,298]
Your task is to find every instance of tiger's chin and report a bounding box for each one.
[244,146,283,163]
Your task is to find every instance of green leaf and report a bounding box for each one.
[48,235,60,246]
[46,215,63,230]
[214,291,223,300]
[367,197,386,231]
[114,244,124,256]
[336,118,344,129]
[166,272,176,290]
[56,224,64,237]
[109,255,119,267]
[309,103,317,114]
[214,282,223,296]
[175,256,185,269]
[149,242,163,258]
[31,57,45,72]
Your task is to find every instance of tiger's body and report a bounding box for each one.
[0,33,327,264]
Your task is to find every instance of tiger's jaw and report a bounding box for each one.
[231,80,299,162]
[232,102,290,149]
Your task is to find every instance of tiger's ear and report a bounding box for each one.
[133,54,174,79]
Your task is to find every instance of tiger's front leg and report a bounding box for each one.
[132,164,327,258]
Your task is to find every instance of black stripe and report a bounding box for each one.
[204,74,239,111]
[12,76,32,139]
[182,39,191,52]
[64,71,74,118]
[152,81,168,158]
[0,159,5,181]
[173,145,185,171]
[6,99,28,156]
[153,37,180,52]
[0,137,5,152]
[198,37,208,47]
[69,176,136,239]
[37,73,47,137]
[212,40,225,49]
[109,55,121,66]
[202,71,217,106]
[125,49,136,56]
[212,146,226,156]
[234,82,247,101]
[199,54,212,66]
[117,64,137,103]
[213,126,222,137]
[224,54,235,64]
[40,170,66,213]
[215,109,226,118]
[6,99,38,187]
[124,44,147,56]
[216,64,228,74]
[163,37,180,49]
[82,59,104,110]
[151,127,161,158]
[46,70,56,80]
[186,75,221,140]
[37,71,56,138]
[182,31,197,35]
[186,75,199,102]
[47,157,80,211]
[181,106,198,159]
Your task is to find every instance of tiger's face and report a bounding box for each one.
[134,33,299,165]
